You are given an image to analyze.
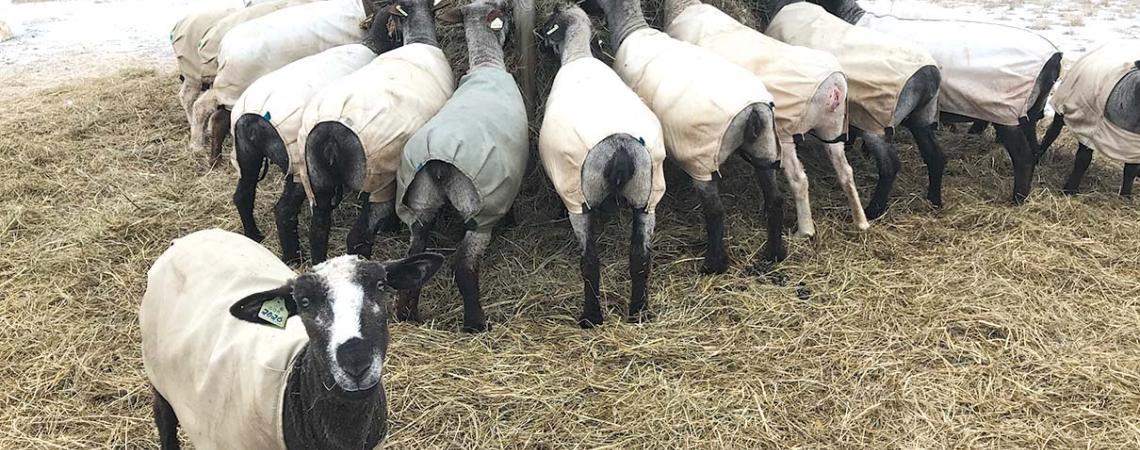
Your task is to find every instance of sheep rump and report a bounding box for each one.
[858,12,1059,127]
[666,3,846,140]
[766,2,935,135]
[396,67,529,231]
[613,28,774,181]
[539,58,667,214]
[298,43,455,202]
[229,43,378,172]
[140,229,306,450]
[1051,40,1140,163]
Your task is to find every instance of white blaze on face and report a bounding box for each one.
[312,256,365,362]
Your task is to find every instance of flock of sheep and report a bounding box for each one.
[143,0,1140,447]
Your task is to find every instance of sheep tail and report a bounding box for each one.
[743,106,764,145]
[604,135,638,191]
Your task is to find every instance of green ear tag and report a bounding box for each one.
[258,297,289,328]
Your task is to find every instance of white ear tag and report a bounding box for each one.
[546,24,559,35]
[490,17,504,30]
[258,298,289,328]
[433,0,442,6]
[395,5,408,16]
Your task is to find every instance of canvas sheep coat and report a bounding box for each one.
[613,28,775,181]
[213,0,367,107]
[171,7,236,84]
[396,67,529,231]
[197,0,315,82]
[666,3,846,141]
[1051,40,1140,163]
[766,2,936,135]
[299,43,455,202]
[229,43,378,174]
[857,12,1060,127]
[539,58,667,215]
[140,228,307,450]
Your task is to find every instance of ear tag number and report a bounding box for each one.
[258,297,289,328]
[546,24,559,35]
[490,17,503,30]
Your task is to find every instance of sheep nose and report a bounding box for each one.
[336,338,373,379]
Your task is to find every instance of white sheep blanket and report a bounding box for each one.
[197,0,315,83]
[213,0,367,107]
[539,57,666,214]
[667,3,846,141]
[170,7,236,84]
[141,229,306,450]
[229,44,377,175]
[767,2,936,135]
[1051,40,1140,163]
[614,28,774,181]
[298,43,455,202]
[858,12,1060,127]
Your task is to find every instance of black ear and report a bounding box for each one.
[437,7,464,24]
[384,253,446,290]
[229,283,297,325]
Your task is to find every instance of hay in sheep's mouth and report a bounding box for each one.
[3,8,1140,446]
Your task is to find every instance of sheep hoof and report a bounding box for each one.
[793,229,814,239]
[626,309,651,324]
[864,205,888,221]
[462,321,491,333]
[578,315,603,329]
[700,256,729,275]
[855,221,871,232]
[1061,188,1078,197]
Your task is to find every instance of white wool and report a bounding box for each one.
[858,12,1059,127]
[613,28,774,181]
[212,0,367,107]
[140,229,306,450]
[297,43,455,202]
[310,256,364,361]
[538,57,666,214]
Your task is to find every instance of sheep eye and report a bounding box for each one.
[298,297,311,308]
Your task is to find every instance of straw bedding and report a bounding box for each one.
[2,4,1140,447]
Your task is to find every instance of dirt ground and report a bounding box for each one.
[3,0,1140,448]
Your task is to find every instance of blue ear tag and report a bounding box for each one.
[263,111,272,121]
[638,136,645,145]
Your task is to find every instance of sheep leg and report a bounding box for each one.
[570,212,602,328]
[347,199,397,258]
[823,141,870,230]
[152,386,180,450]
[779,138,815,238]
[455,229,493,333]
[749,158,787,265]
[996,125,1036,203]
[177,80,199,128]
[396,217,436,323]
[275,177,306,266]
[1123,164,1140,198]
[233,137,265,243]
[903,120,947,209]
[693,177,728,275]
[208,107,231,168]
[308,186,337,265]
[628,210,655,323]
[1038,114,1065,160]
[861,132,900,220]
[1062,144,1093,196]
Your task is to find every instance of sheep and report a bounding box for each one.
[191,0,370,166]
[810,0,1063,205]
[141,228,444,450]
[663,0,866,237]
[583,0,786,276]
[302,0,455,265]
[1039,41,1140,196]
[170,7,235,127]
[758,0,945,220]
[229,8,405,265]
[536,3,666,327]
[393,0,529,333]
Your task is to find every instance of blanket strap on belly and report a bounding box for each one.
[800,132,849,145]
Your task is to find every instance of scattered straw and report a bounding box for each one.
[3,18,1140,447]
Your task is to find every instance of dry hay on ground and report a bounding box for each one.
[3,47,1140,450]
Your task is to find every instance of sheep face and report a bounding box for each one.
[230,253,444,395]
[538,3,588,57]
[464,0,513,45]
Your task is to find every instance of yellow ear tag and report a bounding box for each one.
[546,24,559,35]
[395,5,408,16]
[490,17,504,30]
[258,297,289,328]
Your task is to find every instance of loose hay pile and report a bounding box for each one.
[3,19,1140,448]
